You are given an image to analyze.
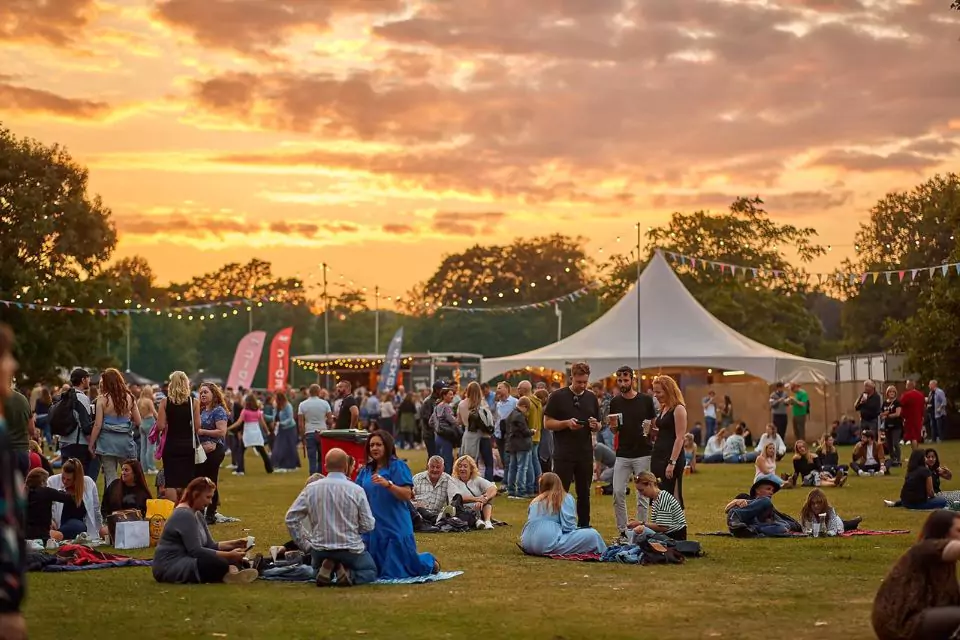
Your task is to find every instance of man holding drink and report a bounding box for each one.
[607,365,657,543]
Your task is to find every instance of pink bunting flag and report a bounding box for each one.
[898,271,905,282]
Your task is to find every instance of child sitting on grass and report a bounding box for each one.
[799,488,844,537]
[626,471,687,541]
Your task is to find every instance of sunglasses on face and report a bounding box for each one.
[573,396,580,409]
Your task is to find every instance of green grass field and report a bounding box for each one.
[24,443,956,640]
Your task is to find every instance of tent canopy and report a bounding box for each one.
[481,251,837,383]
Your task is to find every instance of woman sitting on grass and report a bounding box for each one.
[799,489,844,537]
[448,455,498,529]
[101,459,152,519]
[702,428,726,463]
[898,449,949,510]
[754,423,786,460]
[48,458,108,542]
[814,434,847,476]
[754,442,782,485]
[152,477,258,585]
[682,433,697,473]
[626,471,687,541]
[789,440,846,488]
[886,449,960,508]
[873,510,960,640]
[24,469,70,544]
[722,424,757,464]
[520,472,607,556]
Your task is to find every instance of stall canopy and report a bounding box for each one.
[481,251,837,383]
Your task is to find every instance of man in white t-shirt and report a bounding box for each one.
[702,390,718,442]
[298,384,332,476]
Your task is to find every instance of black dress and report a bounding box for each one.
[162,399,196,490]
[651,407,685,507]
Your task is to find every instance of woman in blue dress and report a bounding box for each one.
[356,431,438,578]
[521,472,607,556]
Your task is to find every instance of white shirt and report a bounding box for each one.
[447,475,495,503]
[703,396,716,419]
[49,473,104,538]
[284,472,375,553]
[297,397,332,434]
[755,433,786,457]
[865,445,877,466]
[380,400,396,419]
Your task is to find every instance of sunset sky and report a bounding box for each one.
[3,0,959,306]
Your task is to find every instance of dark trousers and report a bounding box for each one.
[652,454,685,508]
[913,607,960,640]
[61,443,100,482]
[772,414,788,440]
[885,426,903,464]
[237,444,273,474]
[227,433,242,467]
[554,456,592,527]
[196,553,231,583]
[478,437,495,482]
[195,444,226,521]
[15,451,29,479]
[424,432,437,459]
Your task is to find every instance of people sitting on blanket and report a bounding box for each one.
[24,468,70,544]
[101,459,153,520]
[284,448,378,587]
[267,473,327,562]
[625,471,687,541]
[448,455,498,530]
[872,510,960,640]
[896,449,950,510]
[682,434,697,473]
[47,458,108,542]
[520,472,607,556]
[799,489,845,537]
[357,431,439,578]
[725,477,802,537]
[852,430,887,476]
[754,442,782,486]
[411,455,452,524]
[885,449,960,509]
[788,440,846,488]
[755,423,786,460]
[723,424,758,464]
[702,428,726,463]
[593,441,616,483]
[815,434,847,476]
[152,477,258,585]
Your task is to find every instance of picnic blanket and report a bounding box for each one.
[28,545,152,572]
[260,564,462,584]
[698,529,909,538]
[518,540,699,564]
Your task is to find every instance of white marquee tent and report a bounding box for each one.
[481,251,837,383]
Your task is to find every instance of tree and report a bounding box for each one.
[0,124,121,382]
[838,173,960,352]
[600,197,827,356]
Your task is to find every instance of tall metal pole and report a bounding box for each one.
[374,285,380,353]
[248,305,253,333]
[126,313,132,372]
[323,262,330,389]
[555,303,562,342]
[637,222,642,377]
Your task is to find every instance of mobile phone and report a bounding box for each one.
[577,419,589,427]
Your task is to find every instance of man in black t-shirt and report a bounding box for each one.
[544,362,600,527]
[607,365,656,540]
[336,380,359,430]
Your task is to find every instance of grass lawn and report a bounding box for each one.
[24,442,957,640]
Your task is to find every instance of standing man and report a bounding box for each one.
[900,379,926,449]
[929,380,947,443]
[790,383,810,443]
[494,382,517,482]
[701,390,718,443]
[769,382,789,441]
[855,380,882,435]
[334,380,359,431]
[608,366,656,543]
[59,368,98,481]
[298,384,332,475]
[3,389,32,478]
[517,381,543,494]
[544,362,600,527]
[419,381,444,459]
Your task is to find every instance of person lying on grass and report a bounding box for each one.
[520,472,606,556]
[625,471,687,541]
[724,477,802,537]
[152,477,258,585]
[798,489,845,537]
[885,449,960,509]
[873,510,960,640]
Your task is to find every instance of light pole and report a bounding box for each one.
[322,262,330,389]
[374,285,380,353]
[554,303,562,342]
[126,312,132,372]
[636,221,642,376]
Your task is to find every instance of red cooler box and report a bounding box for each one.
[320,430,369,479]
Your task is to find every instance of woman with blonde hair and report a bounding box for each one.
[457,381,486,464]
[156,371,202,501]
[48,458,108,541]
[755,441,782,486]
[138,386,159,474]
[196,383,230,524]
[89,368,142,487]
[447,454,498,529]
[520,472,606,555]
[650,375,688,506]
[702,426,727,463]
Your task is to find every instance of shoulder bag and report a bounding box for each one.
[192,397,207,464]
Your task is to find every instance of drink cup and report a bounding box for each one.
[642,420,652,436]
[608,413,622,428]
[246,535,255,549]
[811,520,820,537]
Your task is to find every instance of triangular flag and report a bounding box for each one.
[861,273,869,284]
[898,271,905,282]
[871,272,880,283]
[955,263,960,275]
[942,265,949,277]
[884,272,891,284]
[911,269,919,281]
[930,267,936,278]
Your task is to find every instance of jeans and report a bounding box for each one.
[933,416,945,442]
[885,426,903,464]
[305,434,321,475]
[508,450,533,496]
[527,442,541,490]
[702,453,724,463]
[310,549,378,585]
[554,456,593,527]
[613,456,652,532]
[435,436,455,474]
[139,418,157,471]
[227,433,242,467]
[478,437,495,482]
[237,445,273,474]
[424,432,438,459]
[60,518,87,539]
[724,452,758,463]
[852,462,882,474]
[37,414,51,446]
[101,454,123,487]
[597,427,614,448]
[772,414,788,440]
[731,497,788,536]
[905,496,948,510]
[704,417,717,441]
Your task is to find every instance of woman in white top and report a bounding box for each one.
[48,457,108,541]
[138,386,159,474]
[447,455,497,530]
[755,423,787,460]
[754,442,783,486]
[378,391,397,435]
[702,427,727,463]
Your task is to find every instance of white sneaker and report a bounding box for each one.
[858,470,867,477]
[223,568,258,584]
[27,540,44,552]
[224,464,237,470]
[46,539,59,550]
[883,500,897,507]
[475,519,486,530]
[483,520,494,530]
[269,545,284,562]
[232,471,245,476]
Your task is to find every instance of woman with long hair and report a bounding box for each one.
[271,391,300,473]
[900,449,949,510]
[520,472,606,555]
[25,468,70,543]
[48,458,108,541]
[138,386,158,474]
[873,510,960,639]
[88,368,141,488]
[195,383,229,525]
[755,442,781,485]
[101,459,153,518]
[152,477,258,585]
[798,488,844,536]
[156,371,201,501]
[457,381,485,464]
[356,431,438,578]
[650,375,687,507]
[397,392,418,450]
[448,455,498,529]
[719,395,734,429]
[227,394,273,476]
[262,393,277,450]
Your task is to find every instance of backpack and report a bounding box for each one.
[49,389,90,438]
[476,406,496,435]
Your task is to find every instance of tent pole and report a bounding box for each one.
[636,222,642,377]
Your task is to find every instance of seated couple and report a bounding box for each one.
[703,425,757,464]
[411,455,498,531]
[725,477,861,537]
[29,458,109,543]
[885,449,960,511]
[782,440,847,489]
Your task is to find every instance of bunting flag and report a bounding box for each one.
[661,250,960,288]
[440,281,601,314]
[0,296,275,317]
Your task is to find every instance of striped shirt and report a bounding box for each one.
[650,490,686,534]
[284,472,375,553]
[413,471,452,513]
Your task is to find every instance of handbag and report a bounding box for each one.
[106,509,143,542]
[191,397,207,465]
[115,520,150,550]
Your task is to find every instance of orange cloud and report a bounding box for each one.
[0,78,111,119]
[0,0,96,47]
